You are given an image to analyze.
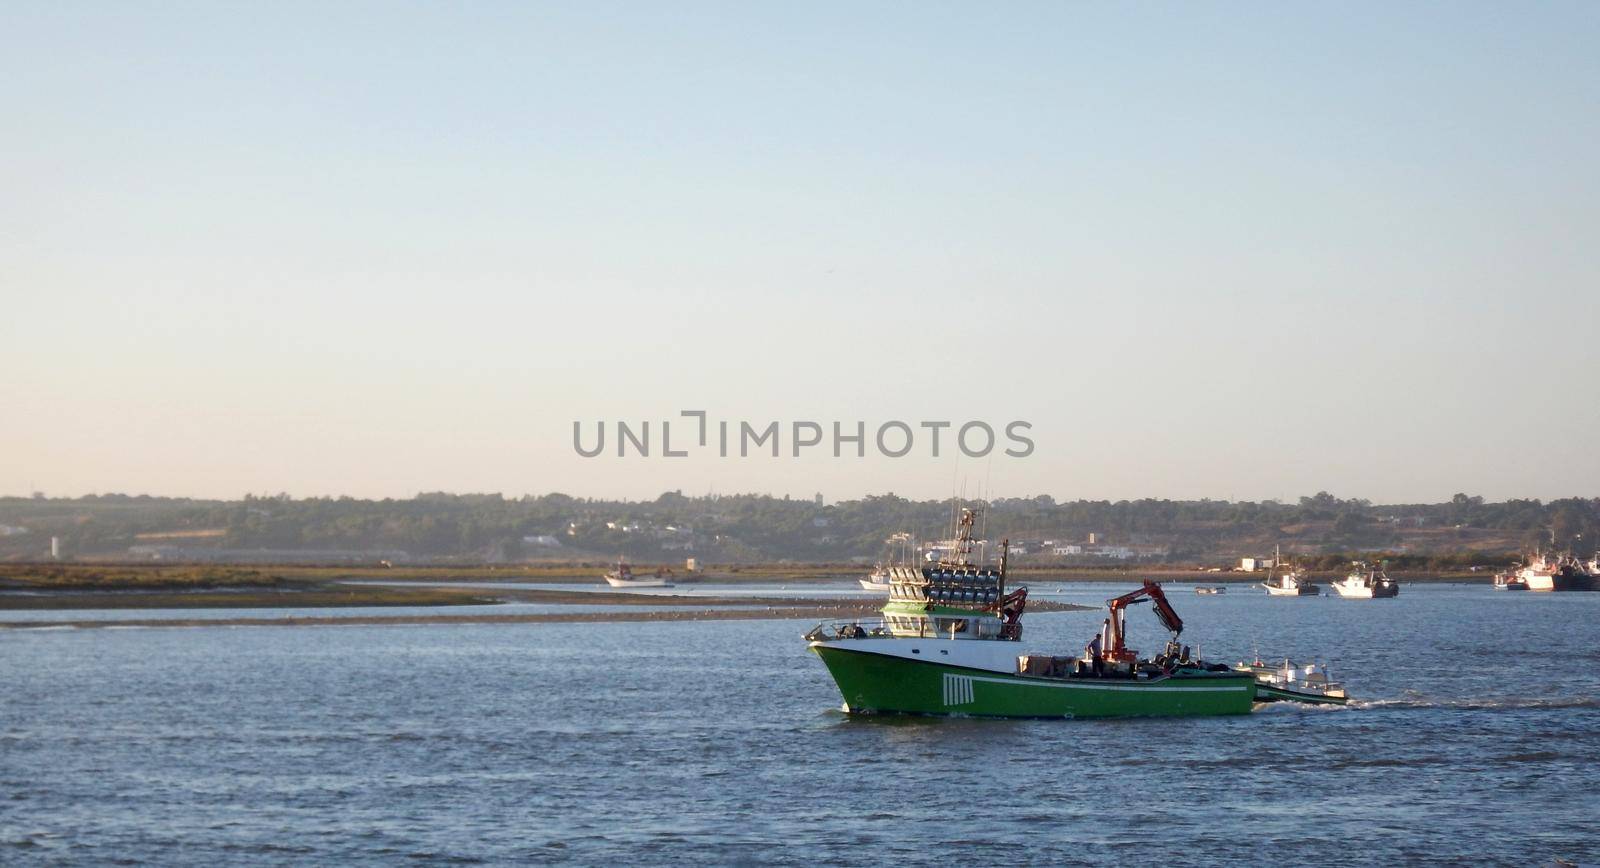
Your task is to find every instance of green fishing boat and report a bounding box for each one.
[806,508,1258,719]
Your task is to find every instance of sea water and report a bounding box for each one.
[3,585,1595,865]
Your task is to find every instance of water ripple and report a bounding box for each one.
[1,584,1596,865]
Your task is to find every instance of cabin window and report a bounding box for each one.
[891,616,926,634]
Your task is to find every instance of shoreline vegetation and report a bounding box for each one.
[0,561,1492,592]
[5,492,1588,568]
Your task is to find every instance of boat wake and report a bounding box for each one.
[1250,699,1351,713]
[1353,696,1600,711]
[1324,754,1451,770]
[1116,755,1262,769]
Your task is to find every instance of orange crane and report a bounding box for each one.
[1098,580,1184,664]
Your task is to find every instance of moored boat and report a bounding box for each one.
[1195,586,1225,595]
[1331,561,1399,598]
[858,532,916,592]
[1508,551,1599,592]
[806,508,1259,719]
[603,558,674,588]
[1492,571,1527,591]
[859,566,922,591]
[858,568,888,591]
[1261,546,1319,596]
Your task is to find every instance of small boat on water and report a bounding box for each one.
[1235,657,1349,705]
[1492,571,1528,591]
[1262,547,1319,596]
[860,565,921,592]
[858,570,888,591]
[807,508,1272,719]
[1195,586,1226,595]
[1505,551,1599,592]
[1331,561,1400,598]
[859,532,917,592]
[603,559,674,589]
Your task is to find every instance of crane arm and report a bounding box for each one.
[1099,581,1184,663]
[1145,581,1183,637]
[1105,580,1182,635]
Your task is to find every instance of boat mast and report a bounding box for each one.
[998,536,1010,596]
[952,508,977,566]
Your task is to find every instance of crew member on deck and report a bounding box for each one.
[1086,627,1104,677]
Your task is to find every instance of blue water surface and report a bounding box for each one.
[2,584,1595,865]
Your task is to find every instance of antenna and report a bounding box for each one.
[979,482,989,541]
[983,452,994,537]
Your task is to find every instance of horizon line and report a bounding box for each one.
[3,490,1592,507]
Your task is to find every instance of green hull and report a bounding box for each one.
[813,645,1257,719]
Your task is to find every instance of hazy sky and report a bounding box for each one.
[4,2,1598,503]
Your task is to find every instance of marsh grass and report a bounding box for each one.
[0,584,498,610]
[0,564,500,609]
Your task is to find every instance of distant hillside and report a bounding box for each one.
[0,491,1594,566]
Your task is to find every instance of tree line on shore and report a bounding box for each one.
[1,491,1596,564]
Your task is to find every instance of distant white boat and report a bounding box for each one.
[1261,545,1319,596]
[1331,561,1399,598]
[1505,551,1599,592]
[603,559,673,589]
[860,565,921,591]
[859,532,917,593]
[858,568,889,591]
[1491,571,1527,591]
